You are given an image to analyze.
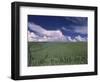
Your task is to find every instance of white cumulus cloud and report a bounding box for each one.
[28,22,46,34]
[67,36,77,42]
[28,22,87,42]
[75,35,87,41]
[28,22,67,42]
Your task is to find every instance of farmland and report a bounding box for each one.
[28,42,87,66]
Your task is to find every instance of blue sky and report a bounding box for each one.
[28,15,88,42]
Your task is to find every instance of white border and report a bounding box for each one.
[20,6,95,76]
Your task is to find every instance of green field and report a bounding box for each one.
[28,42,87,66]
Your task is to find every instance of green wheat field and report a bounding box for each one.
[28,42,87,66]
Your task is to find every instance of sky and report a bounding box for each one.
[28,15,88,42]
